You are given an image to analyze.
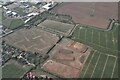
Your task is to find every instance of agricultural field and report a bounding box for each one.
[71,23,119,78]
[3,27,59,54]
[52,2,118,29]
[2,59,33,78]
[2,18,24,30]
[38,20,75,36]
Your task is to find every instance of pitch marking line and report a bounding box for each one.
[80,50,92,73]
[97,50,117,58]
[24,36,30,41]
[78,27,81,40]
[98,32,100,45]
[111,57,117,78]
[105,33,107,48]
[112,31,116,50]
[83,50,96,78]
[14,39,24,45]
[28,44,36,49]
[90,52,101,78]
[85,28,87,42]
[91,29,94,43]
[33,36,41,39]
[90,41,118,54]
[22,45,27,51]
[100,55,109,79]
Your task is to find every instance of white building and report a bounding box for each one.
[42,3,52,10]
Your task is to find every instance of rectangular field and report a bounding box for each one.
[31,67,58,78]
[42,60,80,78]
[2,60,33,78]
[3,27,59,54]
[2,18,24,30]
[41,38,92,78]
[38,20,75,36]
[52,2,118,28]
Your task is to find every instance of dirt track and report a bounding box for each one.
[52,2,118,29]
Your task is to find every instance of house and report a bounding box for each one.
[6,10,12,16]
[27,12,39,17]
[42,3,52,10]
[12,12,17,16]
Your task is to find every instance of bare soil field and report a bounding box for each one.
[3,28,59,54]
[41,60,80,78]
[52,2,118,28]
[41,38,92,78]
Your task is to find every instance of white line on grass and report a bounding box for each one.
[90,42,118,56]
[112,31,116,50]
[105,33,107,48]
[98,32,100,45]
[80,49,92,78]
[85,28,87,42]
[111,57,117,78]
[24,36,29,42]
[90,52,101,78]
[97,50,117,58]
[78,27,81,40]
[91,29,94,43]
[83,50,96,78]
[100,55,109,79]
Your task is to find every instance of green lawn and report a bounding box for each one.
[32,67,58,78]
[83,52,100,78]
[3,18,24,30]
[9,19,24,29]
[79,51,94,78]
[102,57,116,78]
[14,7,26,16]
[40,20,74,34]
[92,54,107,78]
[2,60,32,78]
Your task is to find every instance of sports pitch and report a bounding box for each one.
[37,20,75,36]
[2,18,24,30]
[2,59,33,78]
[3,27,59,54]
[71,24,118,78]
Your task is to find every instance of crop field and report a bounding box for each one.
[3,28,59,54]
[2,18,24,30]
[2,60,33,78]
[38,20,75,36]
[41,38,92,78]
[71,24,118,78]
[52,2,118,29]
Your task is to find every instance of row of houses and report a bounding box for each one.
[6,10,19,17]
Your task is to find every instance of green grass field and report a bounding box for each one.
[2,60,33,78]
[14,7,26,16]
[40,20,74,35]
[32,67,58,78]
[3,18,24,30]
[71,23,118,78]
